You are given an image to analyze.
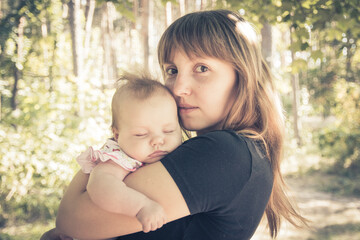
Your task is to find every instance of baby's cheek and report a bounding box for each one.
[125,142,144,160]
[173,136,182,150]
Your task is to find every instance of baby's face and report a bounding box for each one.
[115,93,182,163]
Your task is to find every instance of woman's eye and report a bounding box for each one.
[195,65,208,73]
[165,67,178,75]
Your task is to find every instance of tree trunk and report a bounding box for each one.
[11,16,25,111]
[84,0,95,60]
[108,2,118,81]
[101,3,110,84]
[199,0,206,10]
[133,0,139,18]
[290,27,302,146]
[261,21,272,69]
[165,1,172,26]
[179,0,186,16]
[48,38,57,92]
[17,16,25,65]
[101,2,117,84]
[11,64,19,111]
[0,0,3,19]
[68,0,82,77]
[140,0,149,73]
[0,0,2,118]
[345,31,354,82]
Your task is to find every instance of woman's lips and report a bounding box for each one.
[178,104,198,114]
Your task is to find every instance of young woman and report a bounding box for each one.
[42,9,307,240]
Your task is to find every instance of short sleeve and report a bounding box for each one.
[160,130,252,214]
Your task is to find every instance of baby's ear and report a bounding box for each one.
[112,127,119,140]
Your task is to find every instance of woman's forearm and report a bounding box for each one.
[56,171,142,239]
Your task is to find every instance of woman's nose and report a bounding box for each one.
[172,74,191,96]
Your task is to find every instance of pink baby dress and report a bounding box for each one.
[76,139,143,174]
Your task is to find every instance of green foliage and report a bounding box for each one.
[315,80,360,178]
[0,73,113,225]
[280,0,360,181]
[0,0,114,227]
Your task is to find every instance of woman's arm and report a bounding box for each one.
[56,161,190,239]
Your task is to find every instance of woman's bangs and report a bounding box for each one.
[160,17,224,65]
[176,35,216,59]
[175,17,224,59]
[159,10,242,68]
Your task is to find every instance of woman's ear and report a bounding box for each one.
[112,127,119,141]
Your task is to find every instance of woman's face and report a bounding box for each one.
[163,50,237,134]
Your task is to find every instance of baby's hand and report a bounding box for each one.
[136,200,167,233]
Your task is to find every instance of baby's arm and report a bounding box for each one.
[87,161,167,232]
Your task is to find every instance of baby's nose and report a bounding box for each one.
[151,135,165,147]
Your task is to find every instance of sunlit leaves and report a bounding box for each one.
[291,59,308,73]
[316,79,360,175]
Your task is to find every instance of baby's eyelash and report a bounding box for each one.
[134,133,147,137]
[164,130,175,133]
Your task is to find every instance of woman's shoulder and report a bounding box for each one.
[184,130,249,154]
[187,130,246,145]
[194,130,268,158]
[165,130,252,174]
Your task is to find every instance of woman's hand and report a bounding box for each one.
[40,228,73,240]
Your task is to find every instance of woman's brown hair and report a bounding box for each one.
[158,9,308,238]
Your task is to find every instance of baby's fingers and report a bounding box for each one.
[160,214,167,227]
[153,215,167,231]
[149,221,160,232]
[142,221,152,233]
[143,215,167,232]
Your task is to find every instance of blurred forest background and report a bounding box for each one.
[0,0,359,239]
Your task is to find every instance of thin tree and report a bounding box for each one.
[84,0,95,60]
[0,0,2,19]
[261,21,272,69]
[68,0,82,77]
[290,26,302,146]
[101,2,118,84]
[179,0,186,16]
[11,16,25,111]
[165,1,172,27]
[140,0,150,73]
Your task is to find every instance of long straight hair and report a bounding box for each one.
[158,9,308,238]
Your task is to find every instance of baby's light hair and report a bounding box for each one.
[111,73,173,130]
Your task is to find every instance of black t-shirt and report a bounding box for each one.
[117,130,273,240]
